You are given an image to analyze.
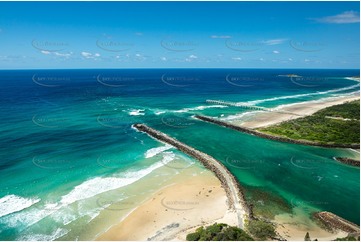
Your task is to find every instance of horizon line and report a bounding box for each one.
[0,67,360,71]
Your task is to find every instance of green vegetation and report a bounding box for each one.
[333,236,359,241]
[304,232,311,241]
[258,100,360,145]
[246,219,276,240]
[186,223,254,241]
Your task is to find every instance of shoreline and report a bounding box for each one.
[238,94,360,129]
[96,165,238,241]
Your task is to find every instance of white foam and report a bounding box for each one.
[245,84,359,105]
[153,109,167,115]
[145,144,173,158]
[161,151,176,164]
[345,77,360,82]
[220,111,262,121]
[58,158,173,206]
[219,90,359,122]
[2,205,57,229]
[128,109,145,116]
[0,195,40,218]
[18,227,69,241]
[272,92,360,111]
[174,105,227,113]
[51,206,79,226]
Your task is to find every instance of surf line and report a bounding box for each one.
[132,123,254,229]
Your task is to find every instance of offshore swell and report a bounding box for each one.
[0,69,359,240]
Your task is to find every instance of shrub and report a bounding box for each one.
[186,223,254,241]
[246,219,276,240]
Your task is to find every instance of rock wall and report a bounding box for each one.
[132,123,252,219]
[195,115,360,149]
[334,157,360,167]
[313,211,360,235]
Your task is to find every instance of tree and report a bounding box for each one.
[186,223,254,241]
[246,220,276,240]
[304,232,311,241]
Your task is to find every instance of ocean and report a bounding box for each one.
[0,69,359,240]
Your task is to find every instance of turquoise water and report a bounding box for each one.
[0,69,359,240]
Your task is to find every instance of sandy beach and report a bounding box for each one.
[238,94,360,129]
[97,165,238,241]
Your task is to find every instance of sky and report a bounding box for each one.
[0,1,359,69]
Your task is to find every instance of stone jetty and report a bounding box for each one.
[333,157,360,167]
[194,115,360,149]
[314,211,360,235]
[132,123,253,228]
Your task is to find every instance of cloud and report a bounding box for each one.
[160,57,167,61]
[81,51,100,59]
[210,35,232,39]
[185,54,198,62]
[261,39,287,45]
[40,50,72,58]
[0,55,25,60]
[273,50,280,54]
[259,58,265,61]
[81,52,92,57]
[314,11,359,24]
[232,57,242,61]
[54,52,73,57]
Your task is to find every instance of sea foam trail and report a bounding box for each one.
[18,228,69,241]
[59,157,173,206]
[128,109,145,116]
[220,91,359,122]
[174,105,227,113]
[246,84,359,105]
[145,144,173,158]
[0,195,40,218]
[152,104,227,116]
[220,111,263,121]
